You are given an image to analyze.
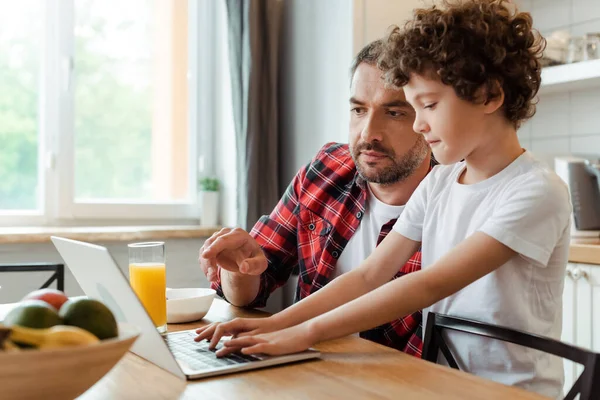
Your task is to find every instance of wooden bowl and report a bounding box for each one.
[0,323,139,400]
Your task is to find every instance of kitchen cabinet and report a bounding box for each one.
[561,262,600,393]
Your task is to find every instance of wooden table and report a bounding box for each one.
[0,299,550,400]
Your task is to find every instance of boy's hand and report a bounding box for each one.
[217,323,317,357]
[194,316,284,350]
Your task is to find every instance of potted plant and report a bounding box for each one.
[198,177,220,226]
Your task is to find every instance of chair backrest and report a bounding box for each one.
[0,263,64,291]
[423,312,600,400]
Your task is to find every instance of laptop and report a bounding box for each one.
[50,236,321,380]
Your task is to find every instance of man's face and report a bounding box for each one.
[349,63,429,184]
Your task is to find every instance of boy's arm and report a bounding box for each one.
[268,230,421,329]
[309,231,515,342]
[201,212,421,350]
[307,175,571,342]
[223,231,516,356]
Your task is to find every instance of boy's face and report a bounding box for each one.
[403,73,489,165]
[348,63,429,184]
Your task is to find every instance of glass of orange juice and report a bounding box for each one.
[128,242,167,334]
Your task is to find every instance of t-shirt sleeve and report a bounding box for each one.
[479,172,572,267]
[393,167,436,241]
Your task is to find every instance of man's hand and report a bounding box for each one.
[198,227,269,283]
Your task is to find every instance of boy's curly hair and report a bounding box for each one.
[378,0,545,128]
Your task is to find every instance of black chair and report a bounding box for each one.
[423,312,600,400]
[0,263,64,291]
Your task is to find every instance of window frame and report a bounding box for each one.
[0,0,219,226]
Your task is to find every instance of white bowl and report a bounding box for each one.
[166,288,215,324]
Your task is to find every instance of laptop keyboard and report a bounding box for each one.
[164,330,260,371]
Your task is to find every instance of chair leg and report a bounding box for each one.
[56,264,65,291]
[438,335,460,370]
[563,373,581,400]
[40,272,58,290]
[580,356,600,400]
[422,312,438,362]
[38,264,65,291]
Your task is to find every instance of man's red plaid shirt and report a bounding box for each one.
[212,142,436,357]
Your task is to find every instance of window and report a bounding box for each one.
[0,0,206,225]
[0,1,43,212]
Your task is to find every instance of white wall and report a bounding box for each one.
[517,0,600,165]
[353,0,431,53]
[279,0,354,186]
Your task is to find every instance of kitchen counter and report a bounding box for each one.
[1,227,598,265]
[0,225,221,244]
[570,239,600,265]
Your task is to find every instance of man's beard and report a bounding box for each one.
[351,136,429,184]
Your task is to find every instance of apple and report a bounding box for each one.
[22,289,69,311]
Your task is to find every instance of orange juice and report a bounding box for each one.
[129,262,167,329]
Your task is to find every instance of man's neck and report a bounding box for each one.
[367,152,432,206]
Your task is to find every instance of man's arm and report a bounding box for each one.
[219,270,262,308]
[204,228,266,307]
[204,165,306,307]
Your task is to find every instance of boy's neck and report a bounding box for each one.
[460,125,523,185]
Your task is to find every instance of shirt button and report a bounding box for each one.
[356,211,363,219]
[308,223,315,231]
[332,251,339,258]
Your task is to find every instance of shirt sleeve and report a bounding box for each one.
[478,172,572,267]
[392,167,437,241]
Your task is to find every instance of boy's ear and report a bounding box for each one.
[482,80,504,115]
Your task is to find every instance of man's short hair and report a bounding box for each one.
[349,39,383,81]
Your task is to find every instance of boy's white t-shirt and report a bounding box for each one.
[393,151,571,399]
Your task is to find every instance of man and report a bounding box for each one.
[198,40,433,356]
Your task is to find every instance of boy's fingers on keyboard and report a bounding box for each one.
[196,325,210,334]
[209,323,231,349]
[194,324,217,341]
[241,343,270,356]
[195,323,212,334]
[236,329,260,338]
[215,345,241,358]
[223,336,260,348]
[193,334,210,342]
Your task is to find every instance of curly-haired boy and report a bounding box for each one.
[198,2,571,397]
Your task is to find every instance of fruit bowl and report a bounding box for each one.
[0,323,139,400]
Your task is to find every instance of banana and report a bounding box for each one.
[0,324,11,350]
[9,325,100,349]
[3,339,21,352]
